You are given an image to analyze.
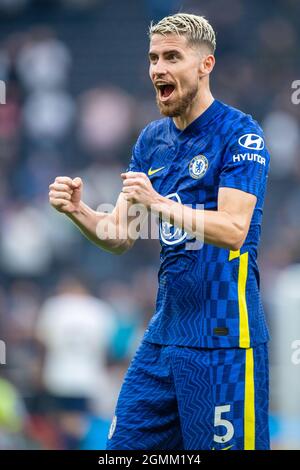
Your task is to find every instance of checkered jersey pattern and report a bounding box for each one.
[127,99,270,348]
[106,340,270,450]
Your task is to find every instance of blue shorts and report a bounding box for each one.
[106,340,270,450]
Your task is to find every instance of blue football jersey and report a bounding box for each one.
[127,99,270,348]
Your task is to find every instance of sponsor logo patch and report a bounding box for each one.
[232,153,266,166]
[238,133,264,150]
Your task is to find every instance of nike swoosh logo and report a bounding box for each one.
[211,445,234,450]
[148,166,165,176]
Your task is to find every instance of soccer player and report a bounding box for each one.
[49,14,270,450]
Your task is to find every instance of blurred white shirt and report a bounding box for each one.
[36,293,116,397]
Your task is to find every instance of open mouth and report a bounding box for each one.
[156,83,175,101]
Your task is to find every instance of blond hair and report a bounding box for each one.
[149,13,216,53]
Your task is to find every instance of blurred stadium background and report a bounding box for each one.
[0,0,300,450]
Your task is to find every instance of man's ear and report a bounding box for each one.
[198,54,215,77]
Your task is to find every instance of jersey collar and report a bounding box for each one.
[170,99,224,136]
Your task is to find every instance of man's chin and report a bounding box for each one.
[156,98,181,117]
[156,86,199,118]
[159,107,181,118]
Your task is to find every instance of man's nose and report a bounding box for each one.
[152,59,167,77]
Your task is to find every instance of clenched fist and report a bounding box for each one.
[49,176,82,214]
[121,171,160,208]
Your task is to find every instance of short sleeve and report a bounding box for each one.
[126,128,146,173]
[219,124,270,197]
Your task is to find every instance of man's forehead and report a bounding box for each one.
[149,33,189,53]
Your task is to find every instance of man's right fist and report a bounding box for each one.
[49,176,82,214]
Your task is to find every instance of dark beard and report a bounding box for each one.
[156,85,198,117]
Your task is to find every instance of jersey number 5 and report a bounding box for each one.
[213,405,234,444]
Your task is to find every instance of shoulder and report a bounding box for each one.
[219,102,266,151]
[221,101,264,136]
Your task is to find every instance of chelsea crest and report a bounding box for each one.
[189,155,208,179]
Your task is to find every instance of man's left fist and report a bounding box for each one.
[121,171,160,208]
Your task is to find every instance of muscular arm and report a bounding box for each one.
[49,177,146,255]
[50,172,256,254]
[121,172,256,251]
[68,193,146,255]
[151,187,256,250]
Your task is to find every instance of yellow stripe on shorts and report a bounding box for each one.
[244,348,255,450]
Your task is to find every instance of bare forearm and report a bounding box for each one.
[67,201,130,254]
[152,195,246,251]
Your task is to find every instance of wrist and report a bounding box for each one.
[66,201,84,220]
[150,193,173,215]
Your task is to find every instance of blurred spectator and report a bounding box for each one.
[16,32,72,92]
[22,90,75,143]
[0,83,21,168]
[78,87,134,154]
[35,277,116,448]
[263,110,300,178]
[271,265,300,449]
[0,204,52,276]
[36,277,115,399]
[0,377,27,449]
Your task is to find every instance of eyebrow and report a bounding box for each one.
[148,49,183,58]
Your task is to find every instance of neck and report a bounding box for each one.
[173,88,214,131]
